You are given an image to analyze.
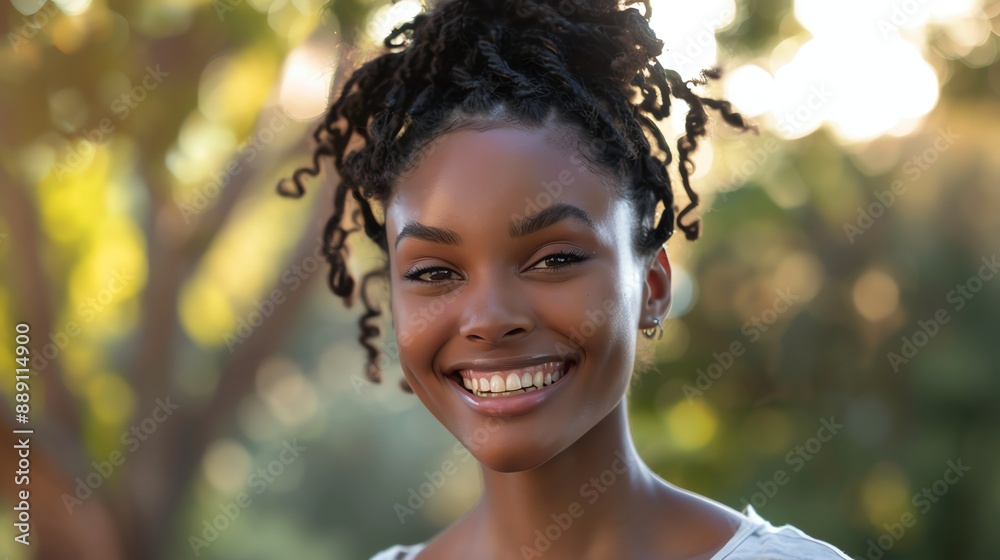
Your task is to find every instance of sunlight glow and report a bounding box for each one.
[667,264,698,319]
[366,0,423,45]
[723,64,774,118]
[53,0,92,15]
[278,39,338,121]
[719,0,984,143]
[649,0,737,81]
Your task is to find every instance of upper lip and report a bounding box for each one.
[445,354,578,375]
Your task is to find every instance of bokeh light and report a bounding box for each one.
[664,400,719,451]
[853,269,901,322]
[2,0,998,558]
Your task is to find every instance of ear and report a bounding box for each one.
[640,246,672,331]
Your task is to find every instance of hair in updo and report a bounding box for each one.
[278,0,756,391]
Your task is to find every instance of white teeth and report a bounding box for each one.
[506,373,521,390]
[459,361,573,396]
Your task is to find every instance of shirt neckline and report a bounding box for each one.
[390,504,767,560]
[706,504,768,559]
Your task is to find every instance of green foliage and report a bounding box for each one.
[0,1,998,559]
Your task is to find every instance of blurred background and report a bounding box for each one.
[1,0,998,558]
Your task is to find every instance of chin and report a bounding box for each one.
[459,428,569,473]
[471,448,555,473]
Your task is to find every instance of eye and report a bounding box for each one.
[401,264,461,284]
[528,248,591,273]
[400,249,591,285]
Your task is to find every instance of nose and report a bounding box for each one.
[458,270,535,345]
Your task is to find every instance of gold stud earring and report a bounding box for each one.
[641,317,663,340]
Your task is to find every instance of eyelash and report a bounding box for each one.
[401,248,591,284]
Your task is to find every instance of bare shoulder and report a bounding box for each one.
[648,486,749,559]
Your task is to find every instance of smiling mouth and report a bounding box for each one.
[449,361,574,398]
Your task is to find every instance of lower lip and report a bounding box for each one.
[446,362,577,417]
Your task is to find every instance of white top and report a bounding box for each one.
[368,504,853,559]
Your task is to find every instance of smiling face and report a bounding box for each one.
[384,121,667,472]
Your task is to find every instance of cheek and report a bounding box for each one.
[548,271,635,351]
[389,289,454,380]
[553,271,638,402]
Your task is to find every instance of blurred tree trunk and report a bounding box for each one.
[0,9,365,557]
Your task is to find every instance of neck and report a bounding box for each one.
[472,399,664,559]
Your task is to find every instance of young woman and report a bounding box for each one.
[279,0,853,558]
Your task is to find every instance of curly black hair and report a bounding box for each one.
[277,0,756,392]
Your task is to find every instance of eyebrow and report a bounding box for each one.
[394,203,597,250]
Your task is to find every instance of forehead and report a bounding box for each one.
[385,125,619,240]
